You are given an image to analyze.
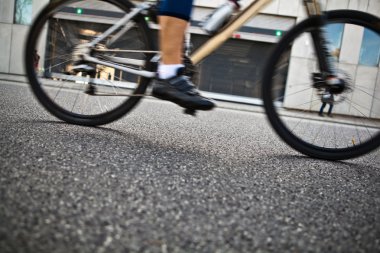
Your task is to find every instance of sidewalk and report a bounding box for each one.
[1,73,378,128]
[0,73,265,114]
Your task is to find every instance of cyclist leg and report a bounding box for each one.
[153,0,215,111]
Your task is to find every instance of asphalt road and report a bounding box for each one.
[0,81,379,253]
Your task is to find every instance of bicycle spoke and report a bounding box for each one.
[26,0,153,126]
[354,85,380,102]
[274,86,314,102]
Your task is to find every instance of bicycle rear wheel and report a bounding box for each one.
[25,0,156,126]
[263,10,380,160]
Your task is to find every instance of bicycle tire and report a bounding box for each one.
[25,0,156,126]
[262,10,380,160]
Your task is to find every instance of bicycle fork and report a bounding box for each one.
[304,0,346,94]
[311,18,347,95]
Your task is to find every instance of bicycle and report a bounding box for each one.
[25,0,380,160]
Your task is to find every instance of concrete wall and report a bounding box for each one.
[0,0,49,75]
[0,0,15,23]
[0,24,12,73]
[0,0,15,74]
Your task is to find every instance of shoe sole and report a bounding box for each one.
[152,91,215,111]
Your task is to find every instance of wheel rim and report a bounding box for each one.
[263,13,380,159]
[26,0,155,124]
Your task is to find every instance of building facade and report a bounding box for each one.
[0,0,379,116]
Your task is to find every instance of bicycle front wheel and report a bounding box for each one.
[263,10,380,160]
[25,0,156,126]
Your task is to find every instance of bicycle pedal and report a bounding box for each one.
[184,108,196,116]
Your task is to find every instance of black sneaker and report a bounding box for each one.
[152,69,215,111]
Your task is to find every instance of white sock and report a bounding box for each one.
[158,64,184,79]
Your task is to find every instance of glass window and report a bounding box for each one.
[359,28,380,67]
[325,24,344,61]
[14,0,33,25]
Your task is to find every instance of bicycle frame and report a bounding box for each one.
[81,0,329,78]
[192,0,335,73]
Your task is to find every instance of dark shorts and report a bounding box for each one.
[158,0,194,21]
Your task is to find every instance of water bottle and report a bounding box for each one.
[202,1,239,34]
